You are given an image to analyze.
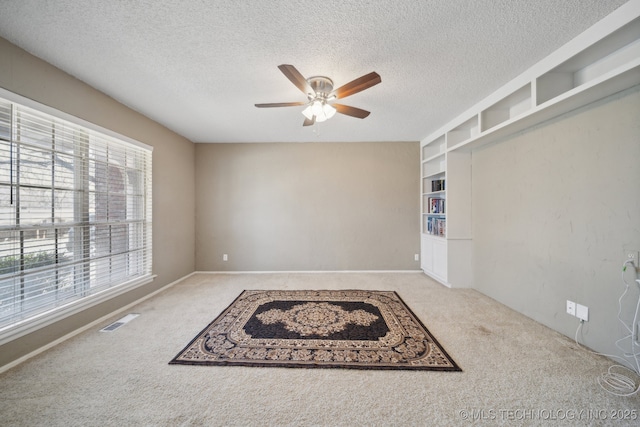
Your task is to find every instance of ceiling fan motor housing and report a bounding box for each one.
[307,76,334,100]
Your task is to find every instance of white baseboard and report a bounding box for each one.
[194,270,423,274]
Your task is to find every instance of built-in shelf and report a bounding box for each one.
[419,5,640,288]
[421,175,444,197]
[481,84,532,131]
[446,116,479,149]
[422,155,445,177]
[449,59,640,152]
[537,16,640,105]
[442,15,640,153]
[421,135,445,160]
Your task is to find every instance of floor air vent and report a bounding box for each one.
[99,313,139,332]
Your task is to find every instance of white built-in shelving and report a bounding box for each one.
[420,6,640,287]
[446,116,479,149]
[421,136,446,235]
[480,83,532,131]
[421,134,446,159]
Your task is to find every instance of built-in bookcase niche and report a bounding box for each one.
[422,174,445,196]
[422,155,445,178]
[481,84,532,131]
[423,172,445,195]
[446,116,479,149]
[422,135,446,160]
[536,16,640,105]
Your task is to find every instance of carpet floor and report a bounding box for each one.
[0,272,639,426]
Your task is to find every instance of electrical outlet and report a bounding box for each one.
[566,300,576,316]
[576,304,589,322]
[626,251,639,266]
[223,254,228,261]
[414,254,420,261]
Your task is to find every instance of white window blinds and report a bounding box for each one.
[0,96,152,334]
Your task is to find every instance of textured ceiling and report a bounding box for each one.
[0,0,630,143]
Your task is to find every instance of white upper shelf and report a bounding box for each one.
[422,4,640,152]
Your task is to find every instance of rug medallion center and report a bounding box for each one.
[256,302,379,336]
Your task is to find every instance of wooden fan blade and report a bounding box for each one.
[303,116,316,126]
[255,102,307,108]
[333,103,371,119]
[330,72,381,99]
[278,64,315,96]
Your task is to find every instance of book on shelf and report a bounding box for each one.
[431,178,445,192]
[425,216,446,237]
[427,197,445,214]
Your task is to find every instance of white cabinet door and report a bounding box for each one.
[421,234,433,272]
[432,238,448,280]
[421,234,447,284]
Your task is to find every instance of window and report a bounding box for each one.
[0,93,152,339]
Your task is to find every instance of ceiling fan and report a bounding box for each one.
[255,64,381,126]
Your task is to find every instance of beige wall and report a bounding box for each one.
[195,142,420,271]
[0,37,196,366]
[472,87,640,356]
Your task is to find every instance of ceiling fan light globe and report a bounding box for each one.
[311,100,324,117]
[310,100,329,122]
[301,105,314,120]
[323,103,336,119]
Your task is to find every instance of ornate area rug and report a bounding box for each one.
[170,290,461,371]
